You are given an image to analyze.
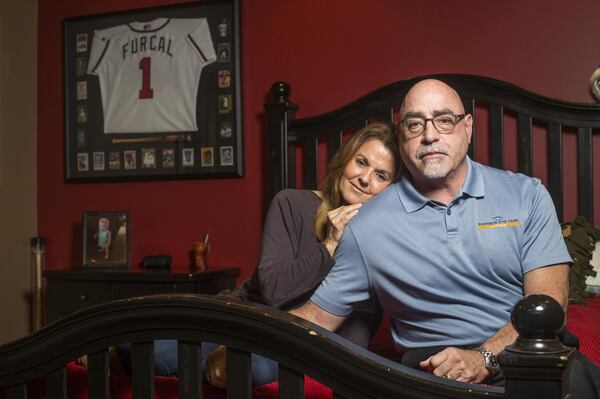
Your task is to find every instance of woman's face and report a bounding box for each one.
[339,138,395,204]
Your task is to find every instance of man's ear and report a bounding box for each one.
[464,114,474,144]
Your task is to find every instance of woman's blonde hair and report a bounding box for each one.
[314,122,401,241]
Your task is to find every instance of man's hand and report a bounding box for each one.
[204,345,227,388]
[419,347,489,384]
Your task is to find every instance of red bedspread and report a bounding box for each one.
[566,295,600,364]
[55,364,330,399]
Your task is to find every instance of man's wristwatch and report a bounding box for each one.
[473,347,500,373]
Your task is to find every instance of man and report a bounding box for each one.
[290,79,599,397]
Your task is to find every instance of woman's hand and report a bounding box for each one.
[324,203,362,256]
[205,345,227,388]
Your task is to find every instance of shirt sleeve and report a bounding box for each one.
[311,225,371,316]
[256,191,335,309]
[521,181,573,273]
[187,18,216,65]
[87,30,110,75]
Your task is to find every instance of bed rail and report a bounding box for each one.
[0,294,572,399]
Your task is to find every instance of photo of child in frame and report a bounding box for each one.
[83,212,129,267]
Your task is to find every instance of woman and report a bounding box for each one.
[117,123,400,378]
[203,122,402,387]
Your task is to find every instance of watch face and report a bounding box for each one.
[487,354,499,369]
[475,347,500,370]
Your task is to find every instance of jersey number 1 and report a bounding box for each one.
[139,57,154,99]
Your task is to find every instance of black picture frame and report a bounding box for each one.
[64,0,243,182]
[83,211,130,268]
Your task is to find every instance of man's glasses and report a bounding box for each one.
[399,113,466,138]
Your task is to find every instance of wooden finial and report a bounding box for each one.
[271,81,291,103]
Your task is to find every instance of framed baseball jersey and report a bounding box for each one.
[64,0,242,182]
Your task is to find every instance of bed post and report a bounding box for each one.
[264,82,298,208]
[499,294,576,399]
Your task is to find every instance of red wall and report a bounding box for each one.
[38,0,600,278]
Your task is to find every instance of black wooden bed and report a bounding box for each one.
[1,74,598,399]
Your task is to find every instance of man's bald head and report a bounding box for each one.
[400,79,465,118]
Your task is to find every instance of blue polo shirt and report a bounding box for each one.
[311,158,571,350]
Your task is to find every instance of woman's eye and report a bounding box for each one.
[356,158,367,167]
[375,172,387,182]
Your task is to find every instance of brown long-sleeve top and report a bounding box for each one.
[239,189,381,348]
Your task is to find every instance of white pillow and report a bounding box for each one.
[586,241,600,293]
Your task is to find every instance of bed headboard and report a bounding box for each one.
[265,74,600,225]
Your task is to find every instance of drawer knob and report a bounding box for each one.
[78,294,88,302]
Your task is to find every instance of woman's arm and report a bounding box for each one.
[256,190,334,309]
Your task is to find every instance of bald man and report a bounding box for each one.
[290,79,599,397]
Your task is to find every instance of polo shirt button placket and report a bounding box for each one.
[446,206,458,236]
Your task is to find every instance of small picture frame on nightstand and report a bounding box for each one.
[83,211,130,268]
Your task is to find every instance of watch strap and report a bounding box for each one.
[473,346,500,372]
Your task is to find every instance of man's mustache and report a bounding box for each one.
[416,145,449,160]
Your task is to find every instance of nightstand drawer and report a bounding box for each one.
[44,268,240,325]
[47,280,112,317]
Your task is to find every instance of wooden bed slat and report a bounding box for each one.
[278,364,304,399]
[465,98,476,159]
[179,341,203,399]
[226,347,251,399]
[547,123,564,221]
[288,142,296,189]
[328,131,343,161]
[131,342,155,399]
[6,384,27,399]
[46,367,67,399]
[489,104,504,169]
[577,127,594,222]
[385,107,394,125]
[304,137,319,189]
[517,114,533,176]
[88,349,110,399]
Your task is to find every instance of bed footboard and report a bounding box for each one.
[0,294,572,399]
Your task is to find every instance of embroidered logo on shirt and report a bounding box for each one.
[478,216,521,229]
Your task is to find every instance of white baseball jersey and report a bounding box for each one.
[87,18,216,134]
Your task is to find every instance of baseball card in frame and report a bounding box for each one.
[64,0,242,182]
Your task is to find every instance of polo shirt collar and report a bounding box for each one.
[462,157,485,199]
[396,157,485,213]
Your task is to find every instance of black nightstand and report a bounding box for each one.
[43,267,240,323]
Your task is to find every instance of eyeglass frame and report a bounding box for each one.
[398,113,467,137]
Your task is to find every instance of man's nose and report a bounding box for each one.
[421,120,440,143]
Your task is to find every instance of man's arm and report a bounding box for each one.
[482,263,569,353]
[205,300,348,388]
[420,263,569,383]
[289,300,348,332]
[524,263,569,309]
